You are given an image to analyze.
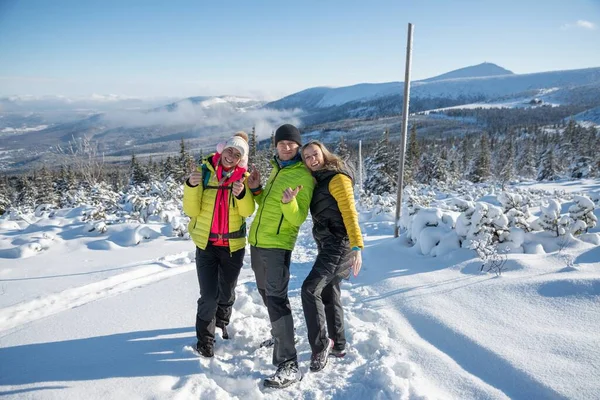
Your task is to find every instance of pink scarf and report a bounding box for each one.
[210,152,247,247]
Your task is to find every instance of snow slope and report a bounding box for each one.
[266,66,600,109]
[0,181,599,399]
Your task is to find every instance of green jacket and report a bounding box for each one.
[183,155,255,252]
[249,158,315,250]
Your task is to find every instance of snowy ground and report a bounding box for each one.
[0,181,599,399]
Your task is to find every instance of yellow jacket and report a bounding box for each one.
[183,155,255,252]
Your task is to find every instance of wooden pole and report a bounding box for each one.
[394,23,414,238]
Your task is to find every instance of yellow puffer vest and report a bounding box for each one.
[183,155,255,252]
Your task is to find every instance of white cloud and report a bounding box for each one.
[576,20,596,30]
[103,99,302,141]
[561,20,596,30]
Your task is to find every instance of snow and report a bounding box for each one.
[1,180,599,399]
[272,66,600,109]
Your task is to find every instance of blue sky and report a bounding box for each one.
[0,0,599,99]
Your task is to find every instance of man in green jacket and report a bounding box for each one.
[247,124,315,389]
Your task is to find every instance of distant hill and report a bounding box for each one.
[264,66,600,125]
[421,62,514,82]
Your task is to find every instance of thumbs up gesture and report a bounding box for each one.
[282,185,303,204]
[187,160,202,187]
[232,178,245,197]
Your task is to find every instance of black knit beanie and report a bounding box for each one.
[275,124,302,146]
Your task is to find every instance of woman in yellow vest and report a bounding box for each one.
[183,132,255,358]
[301,140,363,372]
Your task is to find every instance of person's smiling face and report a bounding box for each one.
[221,147,241,168]
[277,140,299,161]
[302,144,324,171]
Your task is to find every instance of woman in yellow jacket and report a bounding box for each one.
[300,140,363,372]
[183,132,255,358]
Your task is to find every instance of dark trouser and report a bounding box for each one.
[250,246,296,366]
[195,243,245,345]
[302,241,352,354]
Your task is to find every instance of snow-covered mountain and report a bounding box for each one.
[421,62,514,82]
[265,64,600,117]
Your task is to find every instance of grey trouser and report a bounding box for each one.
[302,239,351,354]
[250,246,296,366]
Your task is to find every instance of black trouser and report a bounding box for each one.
[302,240,352,354]
[195,243,245,345]
[250,246,296,366]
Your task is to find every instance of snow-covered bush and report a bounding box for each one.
[470,237,508,276]
[531,199,564,236]
[498,192,532,231]
[457,202,509,246]
[568,195,597,234]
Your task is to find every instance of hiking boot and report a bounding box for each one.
[310,339,334,372]
[216,322,229,340]
[260,337,275,348]
[263,361,302,389]
[195,341,214,358]
[329,346,346,358]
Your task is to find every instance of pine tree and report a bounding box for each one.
[469,133,491,183]
[34,166,58,206]
[499,137,515,188]
[16,175,37,211]
[516,138,537,179]
[0,174,11,215]
[171,138,194,182]
[130,153,150,185]
[248,126,258,166]
[336,136,351,161]
[364,129,397,195]
[569,195,597,234]
[416,151,447,184]
[404,124,420,184]
[537,147,559,181]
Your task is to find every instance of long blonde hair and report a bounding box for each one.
[301,140,346,173]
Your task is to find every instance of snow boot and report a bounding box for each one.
[195,341,214,358]
[310,339,334,372]
[263,360,302,389]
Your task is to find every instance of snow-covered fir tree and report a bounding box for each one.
[364,129,397,195]
[248,126,258,166]
[416,150,447,184]
[537,147,560,181]
[516,138,537,179]
[404,124,420,184]
[468,133,491,183]
[130,153,150,185]
[0,175,11,215]
[498,136,515,188]
[568,195,597,234]
[336,136,351,161]
[33,166,58,207]
[16,175,37,212]
[532,199,563,236]
[498,192,531,231]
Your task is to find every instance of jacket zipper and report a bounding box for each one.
[253,167,281,247]
[276,214,284,234]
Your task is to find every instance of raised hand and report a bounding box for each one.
[187,160,202,187]
[232,178,244,197]
[351,250,362,277]
[281,185,302,204]
[247,164,261,189]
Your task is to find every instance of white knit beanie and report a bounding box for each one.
[217,135,249,168]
